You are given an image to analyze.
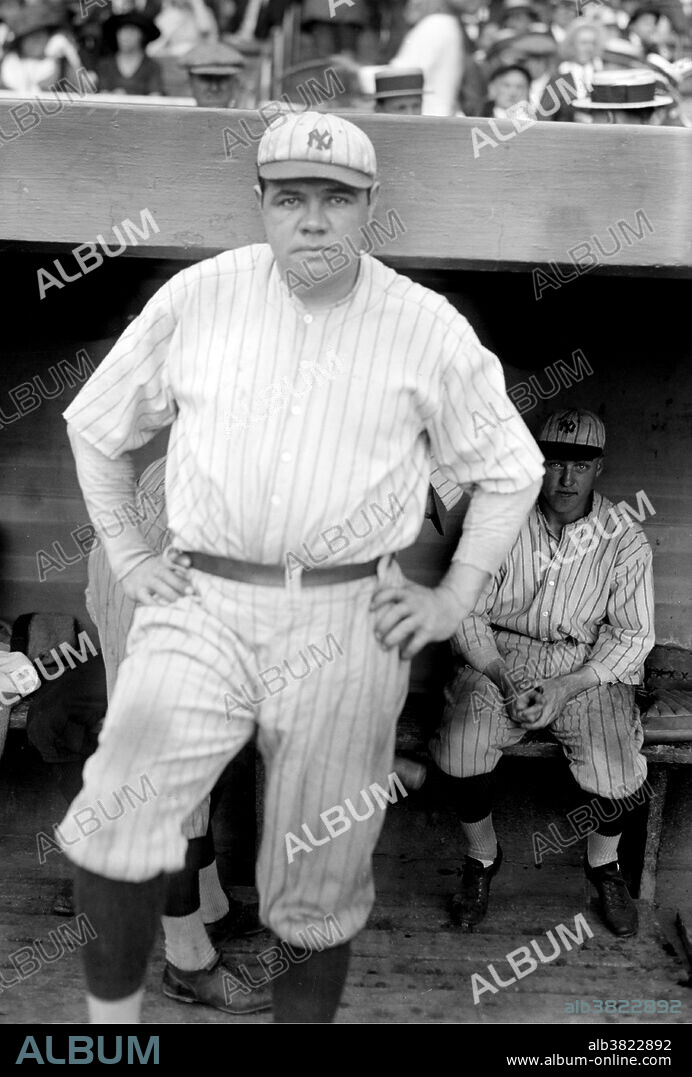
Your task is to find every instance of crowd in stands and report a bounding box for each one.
[0,0,689,123]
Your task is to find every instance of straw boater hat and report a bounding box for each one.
[572,69,673,110]
[374,68,426,100]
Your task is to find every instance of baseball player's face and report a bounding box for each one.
[540,456,603,520]
[256,178,378,283]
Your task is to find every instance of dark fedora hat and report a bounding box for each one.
[103,11,160,50]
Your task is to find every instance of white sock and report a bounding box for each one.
[199,861,230,924]
[162,910,217,971]
[462,814,497,867]
[87,987,144,1024]
[587,832,621,868]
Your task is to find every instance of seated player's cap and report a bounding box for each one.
[537,409,606,460]
[257,110,377,190]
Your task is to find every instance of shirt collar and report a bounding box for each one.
[535,491,604,536]
[267,251,380,321]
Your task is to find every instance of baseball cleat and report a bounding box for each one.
[584,858,638,938]
[450,844,503,931]
[162,952,271,1015]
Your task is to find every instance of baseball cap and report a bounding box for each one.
[537,409,606,460]
[257,111,377,190]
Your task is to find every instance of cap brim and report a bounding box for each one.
[573,96,672,109]
[538,441,603,460]
[258,160,374,189]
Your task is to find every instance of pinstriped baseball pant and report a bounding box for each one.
[59,556,409,946]
[429,658,647,799]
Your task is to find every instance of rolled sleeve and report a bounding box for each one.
[63,280,179,459]
[428,321,544,497]
[454,570,504,671]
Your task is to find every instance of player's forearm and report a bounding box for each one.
[557,665,601,701]
[451,479,542,576]
[436,561,491,630]
[67,427,157,582]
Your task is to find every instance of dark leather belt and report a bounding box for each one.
[184,552,380,588]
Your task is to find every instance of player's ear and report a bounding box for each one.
[367,181,380,216]
[595,456,604,478]
[253,184,263,209]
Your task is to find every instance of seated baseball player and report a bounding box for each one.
[85,456,263,1016]
[430,409,655,938]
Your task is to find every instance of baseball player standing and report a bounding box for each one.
[59,109,544,1023]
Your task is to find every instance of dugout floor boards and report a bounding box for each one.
[0,739,689,1025]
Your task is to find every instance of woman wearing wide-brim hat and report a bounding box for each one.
[97,12,164,95]
[0,1,82,94]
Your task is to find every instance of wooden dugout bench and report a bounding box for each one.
[0,99,690,907]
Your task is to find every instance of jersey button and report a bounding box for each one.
[270,494,281,506]
[548,580,555,586]
[290,406,301,416]
[303,314,313,324]
[280,451,292,463]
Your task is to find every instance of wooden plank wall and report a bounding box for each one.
[1,256,689,691]
[0,102,690,271]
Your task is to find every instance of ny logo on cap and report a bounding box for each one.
[558,418,577,433]
[307,127,333,151]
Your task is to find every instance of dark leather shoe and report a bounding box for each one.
[450,844,503,930]
[162,952,271,1015]
[206,899,263,947]
[585,858,638,938]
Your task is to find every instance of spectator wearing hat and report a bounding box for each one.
[624,7,675,60]
[572,66,676,123]
[430,409,654,940]
[374,66,426,113]
[495,28,556,105]
[537,19,607,121]
[0,2,83,93]
[499,0,542,35]
[97,11,164,93]
[480,60,531,116]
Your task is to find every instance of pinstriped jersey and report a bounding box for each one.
[64,244,543,567]
[456,491,655,684]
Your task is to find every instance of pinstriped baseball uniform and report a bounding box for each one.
[59,243,543,945]
[430,492,655,797]
[86,457,210,840]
